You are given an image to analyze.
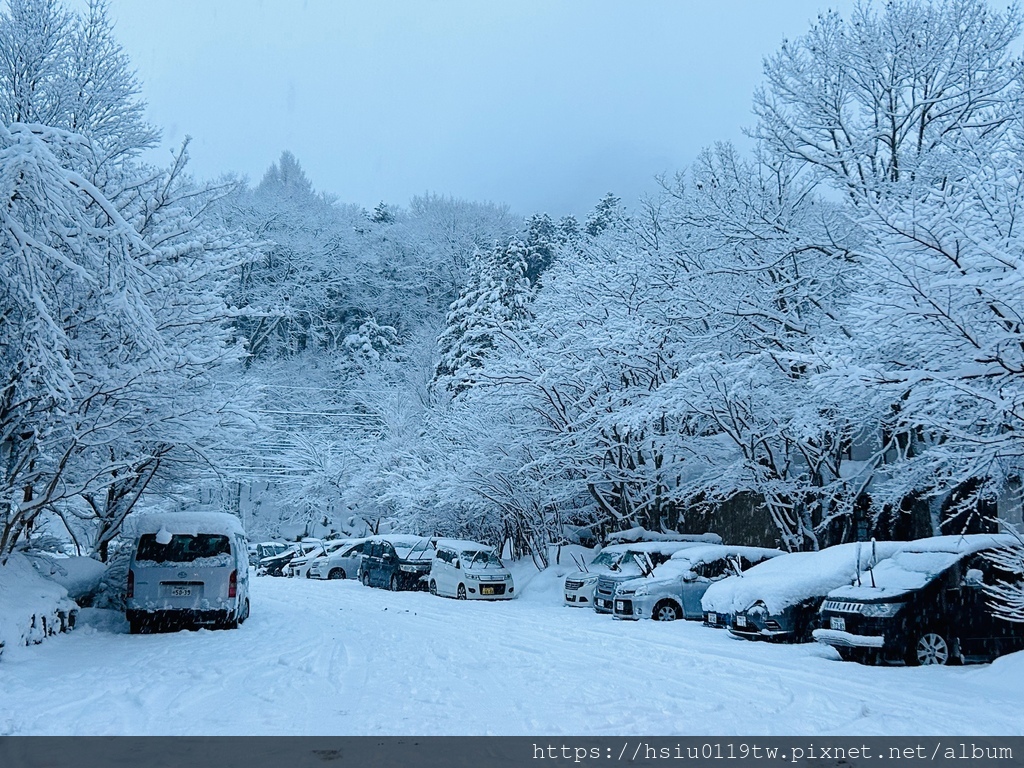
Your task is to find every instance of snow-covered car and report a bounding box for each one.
[564,533,722,608]
[703,541,903,642]
[261,539,323,577]
[249,541,289,569]
[360,535,434,591]
[125,511,250,633]
[612,545,783,621]
[428,539,514,600]
[286,539,351,578]
[307,538,371,580]
[592,541,723,614]
[814,534,1024,665]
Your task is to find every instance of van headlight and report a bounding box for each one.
[465,573,481,580]
[861,602,904,618]
[632,584,649,596]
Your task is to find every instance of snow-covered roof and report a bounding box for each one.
[605,527,722,545]
[127,512,246,538]
[829,534,1019,601]
[617,544,782,592]
[434,538,495,553]
[701,541,905,615]
[601,540,707,556]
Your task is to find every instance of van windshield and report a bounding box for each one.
[136,533,231,564]
[462,550,503,569]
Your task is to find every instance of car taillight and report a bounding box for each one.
[127,569,135,598]
[229,570,237,598]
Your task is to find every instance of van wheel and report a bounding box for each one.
[457,584,467,600]
[361,571,370,587]
[390,574,400,592]
[329,568,345,580]
[907,630,952,666]
[653,601,681,621]
[240,599,250,624]
[429,580,437,595]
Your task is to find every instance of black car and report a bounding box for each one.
[359,536,433,591]
[814,534,1024,665]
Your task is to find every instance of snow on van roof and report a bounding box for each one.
[128,512,246,538]
[434,539,494,553]
[701,541,905,615]
[605,527,722,545]
[601,540,708,555]
[828,534,1019,601]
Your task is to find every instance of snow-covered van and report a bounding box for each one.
[428,539,515,600]
[125,512,250,633]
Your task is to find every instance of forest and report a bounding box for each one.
[3,0,1024,584]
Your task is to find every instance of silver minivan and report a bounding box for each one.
[125,512,250,633]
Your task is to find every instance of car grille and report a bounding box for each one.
[822,600,863,614]
[565,579,586,590]
[479,583,506,596]
[595,577,616,597]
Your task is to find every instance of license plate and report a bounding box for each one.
[615,601,625,611]
[830,616,846,631]
[735,615,748,627]
[171,587,192,597]
[599,599,610,608]
[707,612,717,624]
[482,586,494,595]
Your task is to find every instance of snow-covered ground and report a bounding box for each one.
[2,561,1023,736]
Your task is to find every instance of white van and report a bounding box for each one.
[428,539,514,600]
[125,512,250,633]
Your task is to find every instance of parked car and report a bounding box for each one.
[703,541,903,642]
[428,539,514,600]
[592,541,722,614]
[249,541,289,569]
[286,539,351,578]
[360,535,434,591]
[564,534,721,608]
[125,511,250,633]
[813,534,1024,665]
[260,539,323,577]
[308,538,371,580]
[612,545,783,621]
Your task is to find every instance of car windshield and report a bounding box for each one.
[136,533,231,564]
[394,539,433,561]
[590,551,623,568]
[461,550,503,569]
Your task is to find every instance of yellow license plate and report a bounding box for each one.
[482,586,494,595]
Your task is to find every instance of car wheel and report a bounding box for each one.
[239,599,250,625]
[653,601,681,621]
[457,584,467,600]
[329,568,344,580]
[908,630,952,666]
[429,580,437,595]
[390,574,400,592]
[361,570,370,587]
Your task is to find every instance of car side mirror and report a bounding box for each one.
[455,560,461,570]
[963,568,984,588]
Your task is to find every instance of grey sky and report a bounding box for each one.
[108,1,855,217]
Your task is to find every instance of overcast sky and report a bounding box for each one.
[107,1,856,217]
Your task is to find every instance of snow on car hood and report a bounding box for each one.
[700,541,903,615]
[828,534,1018,601]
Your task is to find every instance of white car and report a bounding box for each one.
[283,539,330,578]
[428,539,514,600]
[307,538,371,580]
[612,544,783,621]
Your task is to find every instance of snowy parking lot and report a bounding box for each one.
[3,564,1023,736]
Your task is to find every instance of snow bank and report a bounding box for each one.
[30,555,107,601]
[701,541,904,615]
[0,553,79,657]
[126,511,246,538]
